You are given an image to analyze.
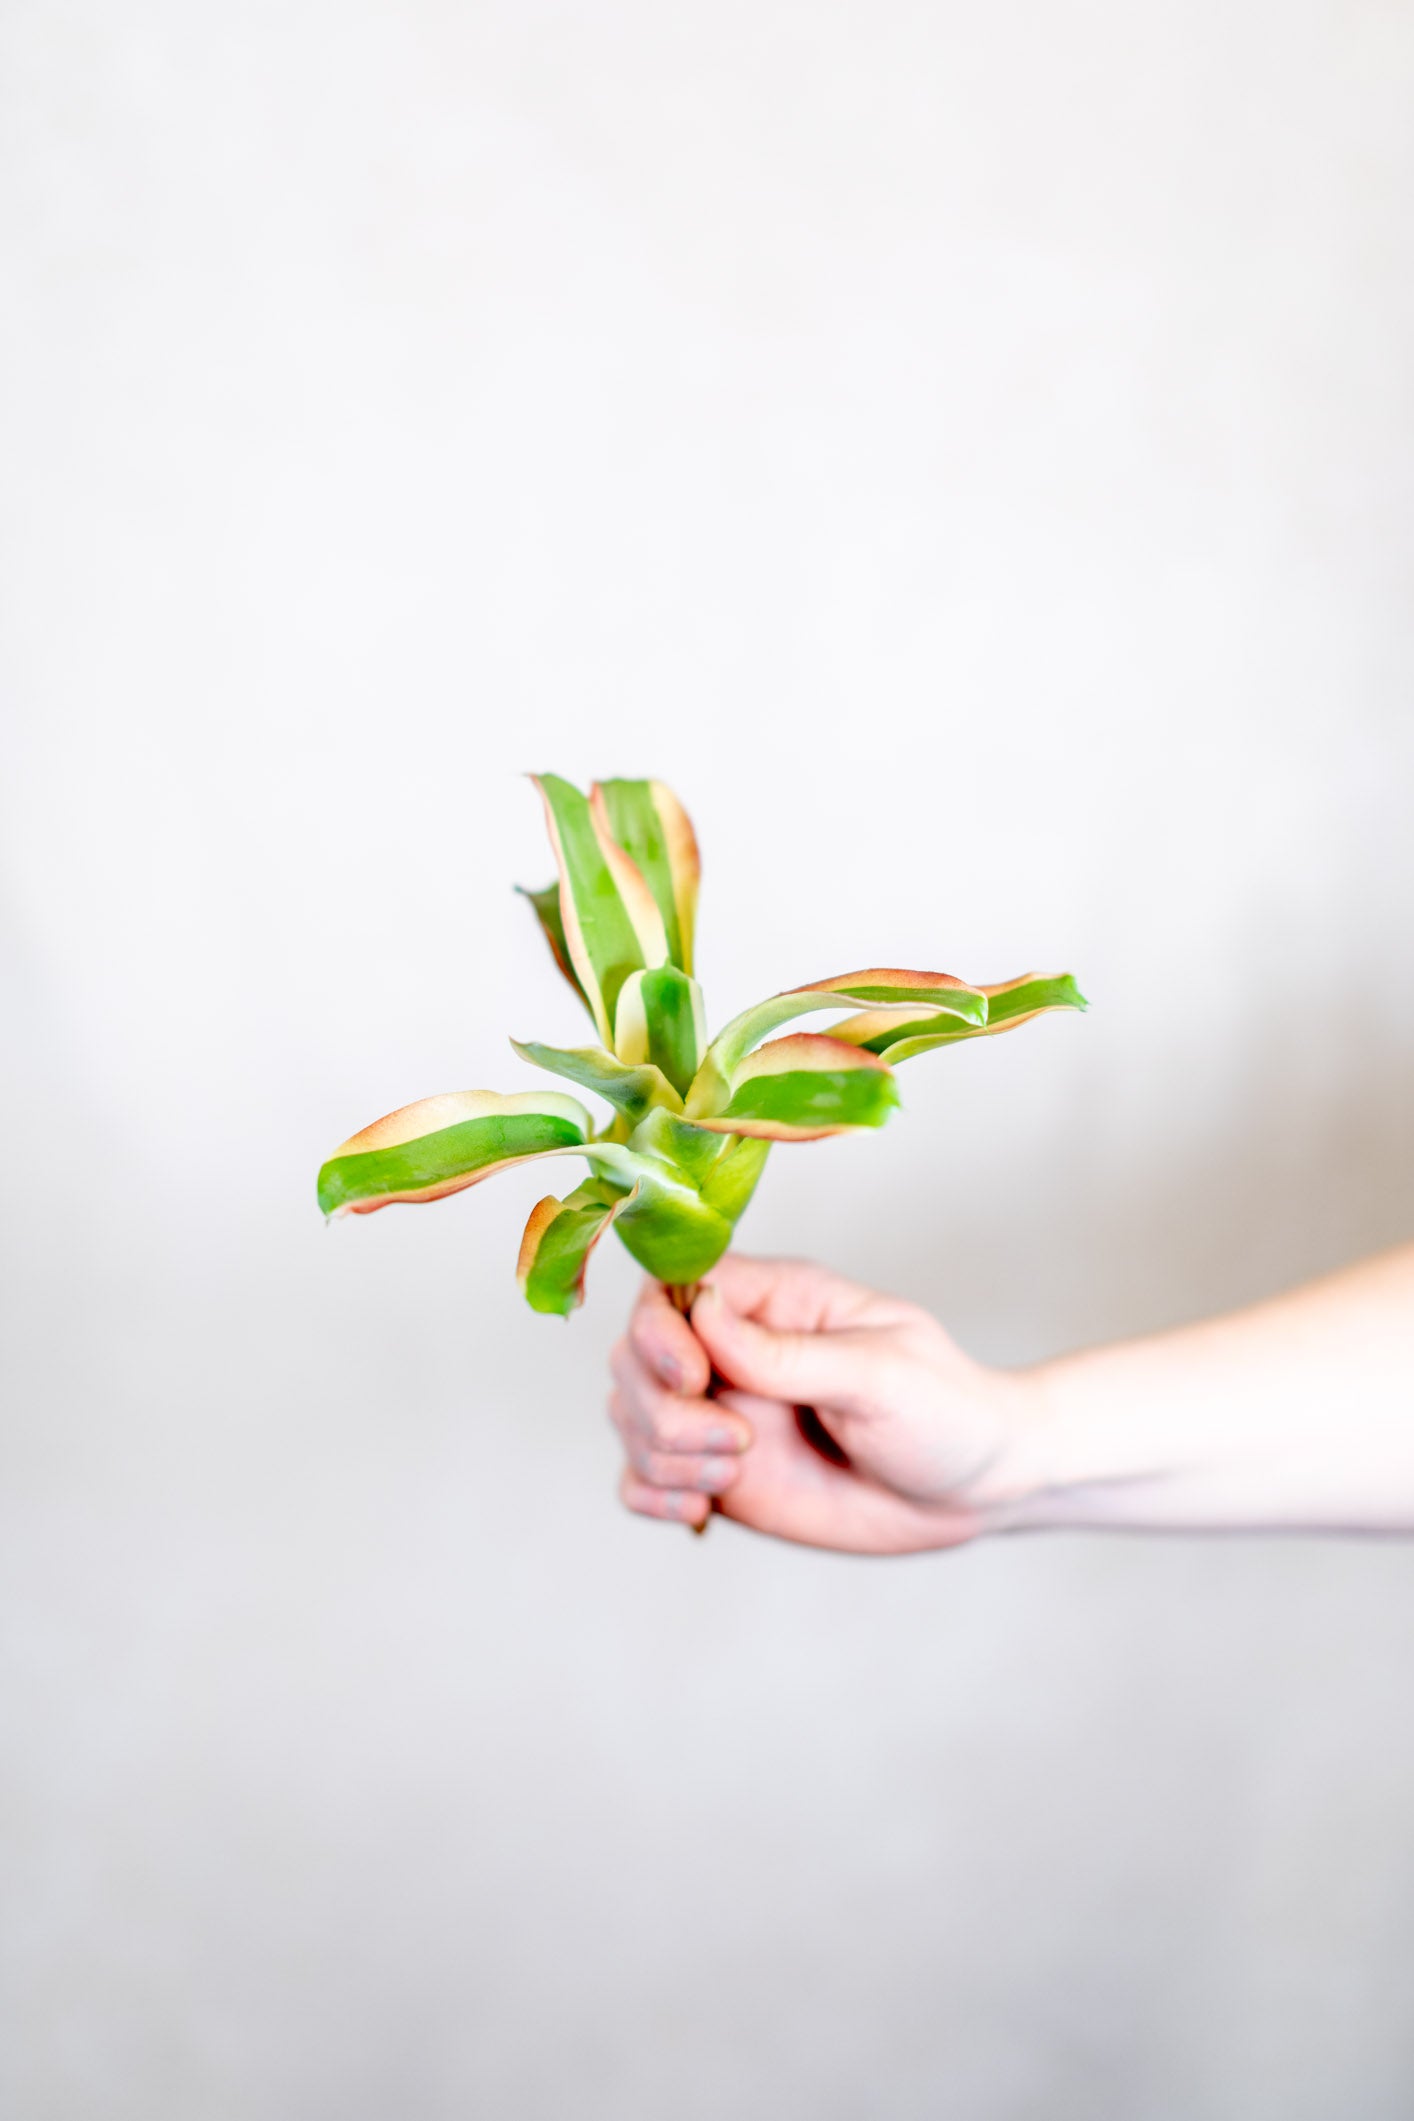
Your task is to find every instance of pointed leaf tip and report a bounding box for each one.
[511,1034,684,1122]
[517,880,594,1020]
[688,967,986,1116]
[827,970,1088,1062]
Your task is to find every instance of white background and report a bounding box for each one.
[4,2,1414,2114]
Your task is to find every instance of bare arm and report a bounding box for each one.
[1010,1243,1414,1534]
[606,1245,1414,1550]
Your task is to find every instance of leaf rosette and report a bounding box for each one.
[317,775,1086,1314]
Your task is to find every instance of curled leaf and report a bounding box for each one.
[694,1033,899,1141]
[614,965,707,1096]
[511,1037,683,1124]
[533,774,668,1046]
[516,882,594,1021]
[517,1180,639,1316]
[317,1089,592,1217]
[592,778,701,974]
[687,968,985,1116]
[831,972,1088,1061]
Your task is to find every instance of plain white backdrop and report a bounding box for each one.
[4,2,1414,2114]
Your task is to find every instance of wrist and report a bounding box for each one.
[965,1349,1149,1536]
[957,1364,1065,1537]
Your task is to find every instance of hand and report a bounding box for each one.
[607,1254,1040,1552]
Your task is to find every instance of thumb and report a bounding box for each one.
[691,1282,877,1415]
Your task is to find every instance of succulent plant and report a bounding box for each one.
[316,774,1085,1315]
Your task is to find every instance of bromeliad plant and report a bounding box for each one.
[316,775,1085,1314]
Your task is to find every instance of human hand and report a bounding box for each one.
[607,1254,1041,1552]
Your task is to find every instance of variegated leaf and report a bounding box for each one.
[612,1188,738,1285]
[693,1033,899,1141]
[613,965,707,1097]
[510,1037,683,1124]
[687,968,986,1116]
[533,773,669,1046]
[317,1089,593,1217]
[591,778,701,974]
[516,882,594,1020]
[621,1105,772,1225]
[830,972,1087,1061]
[517,1179,638,1316]
[698,1133,772,1221]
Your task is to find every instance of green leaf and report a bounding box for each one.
[517,1179,637,1316]
[694,1034,899,1141]
[698,1134,771,1222]
[614,965,707,1096]
[592,778,700,973]
[551,1131,736,1285]
[317,1089,592,1217]
[613,1191,737,1285]
[511,1037,683,1124]
[721,1069,897,1133]
[831,972,1088,1061]
[627,1103,728,1183]
[533,773,669,1046]
[688,968,985,1116]
[516,883,594,1021]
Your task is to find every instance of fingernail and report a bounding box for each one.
[657,1353,683,1389]
[706,1424,743,1452]
[700,1457,737,1493]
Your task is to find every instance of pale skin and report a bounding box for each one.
[607,1245,1414,1549]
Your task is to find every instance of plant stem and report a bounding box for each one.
[663,1281,708,1533]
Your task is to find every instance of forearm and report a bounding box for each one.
[998,1244,1414,1534]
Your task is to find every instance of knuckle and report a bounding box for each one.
[626,1436,654,1478]
[645,1405,688,1452]
[622,1376,666,1434]
[648,1412,692,1452]
[619,1453,711,1525]
[635,1378,677,1438]
[627,1323,665,1374]
[643,1450,736,1494]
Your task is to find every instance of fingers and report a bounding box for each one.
[608,1335,753,1527]
[613,1427,743,1493]
[688,1281,881,1416]
[613,1260,892,1533]
[609,1337,753,1451]
[628,1277,712,1397]
[618,1468,712,1530]
[707,1252,907,1333]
